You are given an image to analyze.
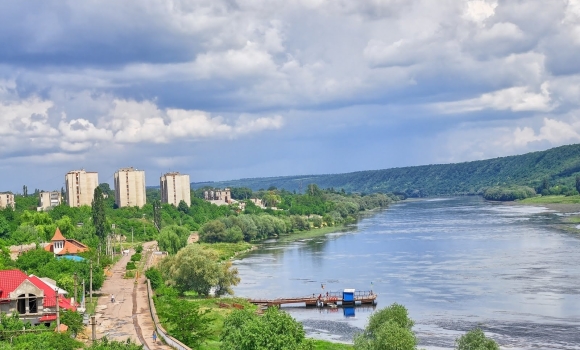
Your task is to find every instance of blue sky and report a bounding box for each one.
[1,0,580,192]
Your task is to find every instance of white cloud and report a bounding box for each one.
[434,84,555,114]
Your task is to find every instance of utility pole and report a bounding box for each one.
[90,260,93,303]
[90,316,96,341]
[74,273,78,306]
[82,280,86,309]
[55,288,60,331]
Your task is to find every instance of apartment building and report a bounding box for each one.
[37,191,61,211]
[65,170,99,207]
[0,192,15,209]
[160,172,191,207]
[114,167,146,208]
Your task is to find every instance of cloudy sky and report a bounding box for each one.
[1,0,580,192]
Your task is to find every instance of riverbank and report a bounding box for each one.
[507,195,580,233]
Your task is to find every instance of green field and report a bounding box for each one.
[518,195,580,204]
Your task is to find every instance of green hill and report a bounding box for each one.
[192,143,580,197]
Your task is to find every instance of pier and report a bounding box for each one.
[248,290,377,308]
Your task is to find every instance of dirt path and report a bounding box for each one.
[95,242,172,349]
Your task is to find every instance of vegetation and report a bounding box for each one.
[158,244,240,296]
[220,307,314,350]
[192,143,580,197]
[519,195,580,204]
[0,312,141,349]
[455,328,499,350]
[482,186,536,201]
[353,303,417,350]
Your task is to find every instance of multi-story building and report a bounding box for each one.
[204,188,232,206]
[65,170,99,207]
[37,191,61,211]
[160,172,191,207]
[114,167,146,208]
[0,192,15,209]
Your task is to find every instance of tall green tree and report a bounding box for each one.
[159,298,212,348]
[92,187,107,241]
[576,175,580,193]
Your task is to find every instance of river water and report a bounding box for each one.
[232,196,580,349]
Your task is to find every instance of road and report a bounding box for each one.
[95,241,172,349]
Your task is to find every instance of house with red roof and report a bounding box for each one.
[0,269,77,325]
[44,228,89,256]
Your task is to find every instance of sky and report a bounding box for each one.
[1,0,580,192]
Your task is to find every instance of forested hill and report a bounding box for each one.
[192,143,580,197]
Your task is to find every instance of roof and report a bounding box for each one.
[0,270,28,299]
[51,228,66,241]
[27,275,76,311]
[44,238,89,255]
[39,314,57,322]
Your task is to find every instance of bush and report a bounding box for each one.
[353,303,417,350]
[135,244,143,254]
[130,253,142,262]
[483,186,536,201]
[145,267,164,290]
[126,261,136,270]
[455,328,499,350]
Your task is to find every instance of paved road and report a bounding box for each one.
[95,242,172,349]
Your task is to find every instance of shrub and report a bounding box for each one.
[130,253,141,262]
[135,244,143,254]
[145,267,164,290]
[455,328,499,350]
[126,261,136,270]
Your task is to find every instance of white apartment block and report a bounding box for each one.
[0,192,15,209]
[65,170,99,207]
[160,172,191,207]
[37,191,61,211]
[114,167,146,208]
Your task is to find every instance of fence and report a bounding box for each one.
[145,278,191,350]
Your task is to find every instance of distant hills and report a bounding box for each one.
[192,143,580,197]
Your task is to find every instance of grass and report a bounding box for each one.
[519,195,580,204]
[566,216,580,223]
[200,242,254,260]
[276,225,351,243]
[311,340,354,349]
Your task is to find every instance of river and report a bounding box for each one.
[232,196,580,349]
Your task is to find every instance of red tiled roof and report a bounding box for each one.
[44,239,89,255]
[27,275,76,311]
[51,228,66,241]
[39,314,57,322]
[0,270,27,299]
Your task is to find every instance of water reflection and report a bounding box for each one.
[233,197,580,349]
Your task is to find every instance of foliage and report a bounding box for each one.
[92,186,107,241]
[483,186,536,201]
[353,303,417,350]
[87,338,144,349]
[60,309,84,336]
[16,249,105,291]
[126,261,137,270]
[135,244,143,253]
[220,307,313,350]
[3,331,82,350]
[158,225,188,254]
[130,253,142,262]
[455,328,499,350]
[145,267,164,289]
[159,244,240,296]
[158,298,213,348]
[191,143,580,197]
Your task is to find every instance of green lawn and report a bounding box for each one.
[519,195,580,204]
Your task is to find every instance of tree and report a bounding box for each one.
[16,249,54,273]
[153,200,162,232]
[87,338,143,349]
[159,244,239,296]
[92,187,107,241]
[455,328,499,350]
[60,309,84,336]
[199,220,227,243]
[576,175,580,193]
[220,307,313,350]
[159,298,213,348]
[157,226,187,254]
[354,303,417,350]
[177,200,189,214]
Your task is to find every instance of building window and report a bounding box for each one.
[17,294,27,314]
[28,294,37,313]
